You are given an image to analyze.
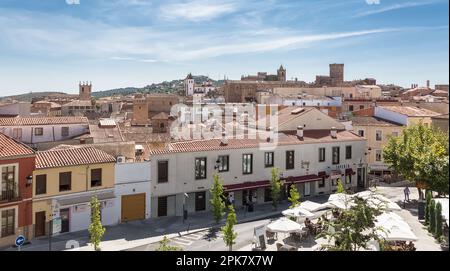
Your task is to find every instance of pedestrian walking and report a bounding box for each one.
[404,186,410,202]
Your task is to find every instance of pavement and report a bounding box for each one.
[3,201,291,251]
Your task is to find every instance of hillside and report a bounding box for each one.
[1,75,224,102]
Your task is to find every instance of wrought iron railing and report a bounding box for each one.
[0,182,19,202]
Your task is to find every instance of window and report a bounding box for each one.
[358,130,365,137]
[332,147,340,165]
[1,166,16,200]
[349,105,354,112]
[375,150,382,162]
[332,178,339,186]
[35,174,47,195]
[242,154,253,175]
[318,178,325,188]
[217,155,229,172]
[264,188,272,202]
[157,161,168,183]
[345,146,352,160]
[286,150,295,170]
[61,127,69,137]
[318,148,326,162]
[34,127,43,136]
[59,172,71,192]
[264,152,274,168]
[91,169,102,187]
[1,209,15,237]
[195,157,207,179]
[376,130,382,141]
[359,105,364,110]
[12,128,22,140]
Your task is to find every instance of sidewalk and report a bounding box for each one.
[3,201,290,251]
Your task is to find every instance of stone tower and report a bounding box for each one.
[132,93,149,126]
[329,64,344,85]
[277,65,286,82]
[79,81,92,101]
[185,73,195,96]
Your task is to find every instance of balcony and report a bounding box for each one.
[0,183,20,203]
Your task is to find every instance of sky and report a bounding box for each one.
[0,0,448,96]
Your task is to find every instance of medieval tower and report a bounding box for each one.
[277,65,286,82]
[132,93,149,126]
[79,81,92,101]
[185,73,195,96]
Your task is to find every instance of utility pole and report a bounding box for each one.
[48,219,53,251]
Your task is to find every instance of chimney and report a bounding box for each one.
[297,126,304,139]
[330,127,337,139]
[221,132,228,146]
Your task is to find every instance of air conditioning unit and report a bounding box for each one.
[117,156,126,163]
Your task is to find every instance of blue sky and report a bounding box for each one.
[0,0,448,95]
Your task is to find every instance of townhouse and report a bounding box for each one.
[32,146,117,236]
[0,133,35,248]
[0,117,90,146]
[148,128,367,218]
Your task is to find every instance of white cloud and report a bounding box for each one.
[365,0,380,5]
[356,1,435,17]
[159,0,237,22]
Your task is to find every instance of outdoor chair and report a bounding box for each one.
[266,230,276,241]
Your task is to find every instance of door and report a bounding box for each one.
[195,192,206,212]
[158,196,168,217]
[60,208,70,233]
[121,193,146,222]
[304,183,311,197]
[357,168,365,188]
[35,211,46,237]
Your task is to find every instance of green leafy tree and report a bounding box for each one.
[270,168,282,210]
[156,236,182,251]
[425,190,432,225]
[336,180,345,194]
[221,205,238,251]
[210,174,225,224]
[88,196,106,251]
[288,185,301,209]
[435,202,443,238]
[383,124,449,199]
[317,197,385,251]
[429,200,436,233]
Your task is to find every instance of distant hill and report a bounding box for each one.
[1,75,225,102]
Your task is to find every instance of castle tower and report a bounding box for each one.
[79,81,92,101]
[277,65,286,82]
[185,73,195,96]
[132,93,149,126]
[329,64,344,85]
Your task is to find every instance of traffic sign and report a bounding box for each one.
[15,235,25,247]
[52,217,62,235]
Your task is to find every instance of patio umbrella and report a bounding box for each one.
[353,191,401,211]
[282,206,315,218]
[300,200,331,212]
[375,212,418,242]
[267,217,303,233]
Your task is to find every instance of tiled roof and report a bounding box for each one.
[36,146,116,169]
[351,116,403,127]
[0,117,89,126]
[151,112,169,120]
[0,133,35,159]
[62,100,93,107]
[379,106,441,117]
[432,114,449,120]
[148,130,364,156]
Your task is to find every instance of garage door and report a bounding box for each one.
[121,193,146,222]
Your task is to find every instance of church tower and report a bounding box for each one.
[277,65,286,82]
[185,73,195,96]
[79,81,92,101]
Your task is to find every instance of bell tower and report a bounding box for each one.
[277,65,286,82]
[185,73,195,96]
[79,81,92,101]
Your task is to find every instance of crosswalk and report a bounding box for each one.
[170,230,222,247]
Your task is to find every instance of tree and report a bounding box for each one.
[317,197,385,251]
[429,200,436,233]
[425,190,432,225]
[383,124,449,199]
[336,180,345,194]
[210,173,225,224]
[156,236,182,251]
[288,185,301,209]
[88,196,106,251]
[221,205,237,251]
[270,168,282,210]
[435,202,443,238]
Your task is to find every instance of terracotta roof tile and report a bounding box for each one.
[0,117,89,126]
[0,133,35,159]
[379,106,440,117]
[36,146,116,169]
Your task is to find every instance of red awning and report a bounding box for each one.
[224,180,270,192]
[330,170,342,178]
[345,168,356,175]
[284,174,321,184]
[318,171,328,178]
